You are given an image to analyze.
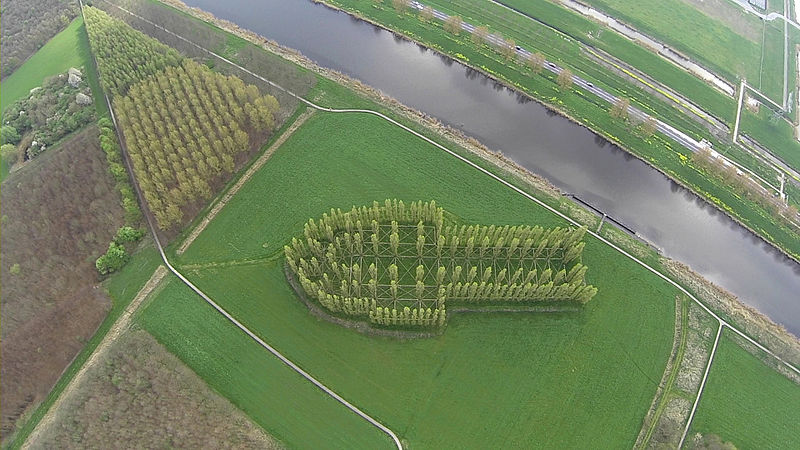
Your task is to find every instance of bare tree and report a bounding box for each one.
[526,52,545,73]
[420,5,434,22]
[557,68,573,90]
[610,98,631,121]
[500,39,516,61]
[392,0,410,14]
[471,25,489,45]
[444,15,463,35]
[640,117,658,137]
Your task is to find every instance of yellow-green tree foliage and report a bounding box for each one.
[83,6,182,97]
[114,59,279,229]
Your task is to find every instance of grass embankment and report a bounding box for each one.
[577,0,763,84]
[4,245,162,450]
[740,108,800,174]
[319,0,800,261]
[146,111,677,448]
[689,331,800,449]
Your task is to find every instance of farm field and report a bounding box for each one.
[581,0,764,84]
[689,331,800,449]
[1,17,89,114]
[28,329,280,449]
[740,107,800,172]
[139,276,394,449]
[156,111,678,447]
[318,0,800,261]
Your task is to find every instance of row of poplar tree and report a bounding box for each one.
[84,6,280,229]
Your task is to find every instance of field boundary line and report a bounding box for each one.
[94,3,799,449]
[678,322,723,449]
[21,265,168,449]
[176,108,316,255]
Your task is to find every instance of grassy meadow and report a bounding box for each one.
[689,331,800,449]
[144,111,679,448]
[580,0,763,83]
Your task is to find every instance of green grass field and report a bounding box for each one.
[138,276,394,449]
[140,111,679,448]
[1,18,87,114]
[581,0,763,83]
[759,21,787,103]
[689,331,800,449]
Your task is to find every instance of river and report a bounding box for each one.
[182,0,800,335]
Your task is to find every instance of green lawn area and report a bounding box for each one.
[580,0,762,83]
[689,331,800,449]
[740,108,800,172]
[1,17,87,114]
[759,20,787,103]
[138,276,394,449]
[143,111,679,448]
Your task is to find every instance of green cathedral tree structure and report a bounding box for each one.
[285,200,598,329]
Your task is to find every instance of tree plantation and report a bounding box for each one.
[285,200,597,329]
[83,6,182,97]
[114,61,279,228]
[84,6,281,229]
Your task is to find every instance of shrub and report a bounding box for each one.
[114,226,145,244]
[95,241,129,275]
[1,126,21,145]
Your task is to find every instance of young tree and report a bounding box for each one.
[392,0,410,14]
[471,25,489,46]
[640,116,658,137]
[419,6,434,22]
[557,68,573,90]
[610,97,631,121]
[526,52,545,74]
[444,15,462,35]
[500,39,517,61]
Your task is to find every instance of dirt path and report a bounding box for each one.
[635,295,687,448]
[176,109,315,255]
[22,266,168,449]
